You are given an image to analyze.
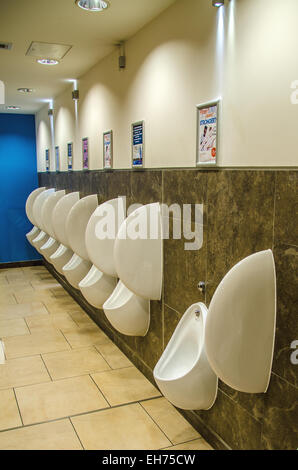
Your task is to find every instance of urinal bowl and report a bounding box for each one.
[32,231,49,254]
[50,244,73,274]
[103,281,150,337]
[40,237,60,262]
[79,265,117,308]
[62,253,92,289]
[153,303,218,411]
[26,226,40,245]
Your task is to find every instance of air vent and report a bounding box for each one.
[0,42,12,50]
[26,41,72,60]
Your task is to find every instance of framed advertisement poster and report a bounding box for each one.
[82,137,89,170]
[196,100,220,166]
[55,146,60,172]
[67,142,73,171]
[45,149,50,172]
[131,121,144,168]
[103,130,113,169]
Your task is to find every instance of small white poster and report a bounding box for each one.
[197,101,219,165]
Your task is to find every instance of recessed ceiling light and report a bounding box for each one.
[212,0,224,7]
[37,59,59,65]
[75,0,109,12]
[17,87,34,93]
[6,105,21,110]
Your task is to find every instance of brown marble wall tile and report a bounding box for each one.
[206,170,275,301]
[272,244,298,387]
[105,171,131,206]
[90,171,108,204]
[164,217,206,315]
[195,390,262,450]
[274,171,298,246]
[261,373,298,450]
[130,170,162,206]
[218,381,265,422]
[134,300,163,370]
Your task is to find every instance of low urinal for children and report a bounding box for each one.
[205,249,276,394]
[25,187,46,244]
[78,265,117,308]
[49,192,80,273]
[62,195,98,288]
[103,202,163,336]
[154,303,218,410]
[153,249,276,411]
[31,188,55,253]
[40,190,65,261]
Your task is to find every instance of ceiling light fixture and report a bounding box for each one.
[212,0,224,7]
[75,0,109,12]
[6,105,21,110]
[37,59,59,65]
[17,88,34,93]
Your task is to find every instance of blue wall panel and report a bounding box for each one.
[0,113,41,263]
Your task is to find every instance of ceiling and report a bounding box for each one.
[0,0,176,114]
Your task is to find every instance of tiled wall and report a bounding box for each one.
[39,168,298,450]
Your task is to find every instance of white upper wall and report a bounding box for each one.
[36,0,298,170]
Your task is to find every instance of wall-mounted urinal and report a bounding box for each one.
[50,192,80,274]
[62,194,98,289]
[31,188,55,253]
[25,187,46,244]
[154,303,218,410]
[103,202,163,336]
[40,190,65,262]
[78,198,125,308]
[205,249,276,394]
[153,249,276,411]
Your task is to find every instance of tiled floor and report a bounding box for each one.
[0,266,213,450]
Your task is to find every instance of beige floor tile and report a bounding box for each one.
[14,290,56,304]
[44,299,80,314]
[95,342,132,369]
[6,272,26,283]
[163,438,213,450]
[0,318,30,337]
[72,403,171,450]
[0,419,83,450]
[42,347,110,380]
[0,283,34,295]
[63,325,111,348]
[16,375,109,425]
[91,366,161,406]
[3,329,70,359]
[68,310,94,327]
[0,302,48,320]
[141,397,200,445]
[0,389,22,431]
[25,312,78,332]
[31,281,61,290]
[0,294,17,305]
[0,277,8,286]
[0,356,50,390]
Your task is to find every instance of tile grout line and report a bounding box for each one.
[88,373,112,408]
[139,400,174,447]
[12,387,24,427]
[39,354,54,382]
[159,436,207,451]
[69,418,85,450]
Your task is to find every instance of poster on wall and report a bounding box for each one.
[131,121,144,168]
[67,142,73,171]
[55,146,60,171]
[103,130,113,169]
[82,137,89,170]
[196,100,219,165]
[45,149,50,172]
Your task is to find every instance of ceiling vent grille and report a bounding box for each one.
[0,42,12,50]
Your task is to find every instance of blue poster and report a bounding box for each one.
[132,122,144,167]
[45,149,50,172]
[68,142,73,170]
[55,146,60,171]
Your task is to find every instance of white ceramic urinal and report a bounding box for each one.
[62,195,98,288]
[50,192,80,273]
[78,197,125,308]
[31,188,55,253]
[154,303,218,410]
[40,190,65,261]
[205,249,276,394]
[103,202,163,337]
[25,187,46,244]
